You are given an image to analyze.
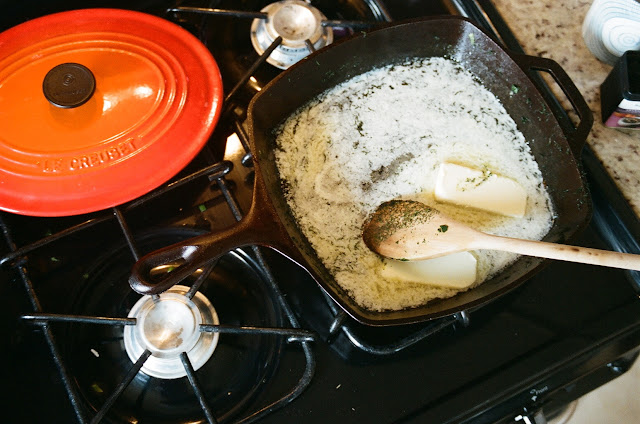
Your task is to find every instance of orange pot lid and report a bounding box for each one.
[0,9,224,216]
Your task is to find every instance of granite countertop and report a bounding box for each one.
[491,0,640,217]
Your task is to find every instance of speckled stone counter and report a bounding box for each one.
[491,0,640,216]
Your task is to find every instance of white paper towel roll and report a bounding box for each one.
[582,0,640,64]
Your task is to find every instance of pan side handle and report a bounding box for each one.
[512,54,593,159]
[128,177,295,295]
[129,216,260,295]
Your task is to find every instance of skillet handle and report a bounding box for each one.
[512,54,593,159]
[129,217,260,295]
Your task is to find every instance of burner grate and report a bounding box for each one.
[170,0,389,70]
[0,1,512,422]
[1,159,316,423]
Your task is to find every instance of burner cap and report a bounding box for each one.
[250,0,333,69]
[124,285,220,379]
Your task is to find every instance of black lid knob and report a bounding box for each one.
[43,63,96,108]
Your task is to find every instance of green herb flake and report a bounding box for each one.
[510,84,520,95]
[166,266,176,273]
[91,383,103,394]
[198,204,207,212]
[50,256,60,263]
[457,166,493,191]
[438,225,449,233]
[365,200,436,246]
[468,33,475,45]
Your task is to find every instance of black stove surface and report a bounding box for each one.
[263,234,640,423]
[2,1,640,424]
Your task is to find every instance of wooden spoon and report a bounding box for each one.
[362,199,640,271]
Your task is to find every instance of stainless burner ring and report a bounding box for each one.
[251,0,333,69]
[124,285,220,379]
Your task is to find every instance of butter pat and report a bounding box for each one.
[435,162,527,218]
[381,252,477,289]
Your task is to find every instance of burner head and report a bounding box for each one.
[251,0,333,69]
[124,285,220,379]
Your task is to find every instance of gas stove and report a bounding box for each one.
[2,1,640,424]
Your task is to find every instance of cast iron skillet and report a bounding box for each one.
[130,16,593,326]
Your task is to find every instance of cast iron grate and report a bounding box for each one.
[1,162,316,423]
[0,1,510,422]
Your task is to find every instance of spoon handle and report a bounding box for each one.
[477,234,640,271]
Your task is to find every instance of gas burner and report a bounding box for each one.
[123,284,220,379]
[62,229,285,422]
[182,0,387,106]
[250,0,332,69]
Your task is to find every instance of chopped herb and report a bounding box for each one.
[468,33,475,45]
[356,120,364,136]
[198,204,207,212]
[438,225,449,233]
[457,165,493,191]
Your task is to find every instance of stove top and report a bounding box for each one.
[2,1,640,423]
